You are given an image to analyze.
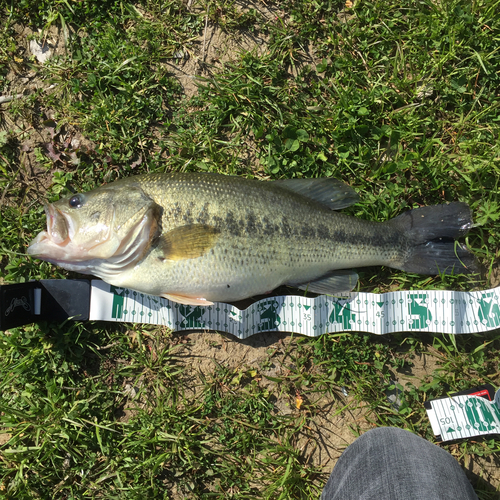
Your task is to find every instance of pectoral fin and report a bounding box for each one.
[291,270,358,295]
[159,224,220,261]
[160,293,214,306]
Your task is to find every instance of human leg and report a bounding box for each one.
[321,427,478,500]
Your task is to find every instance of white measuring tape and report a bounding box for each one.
[426,385,500,442]
[89,281,500,337]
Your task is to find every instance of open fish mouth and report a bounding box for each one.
[46,204,70,244]
[27,204,72,259]
[28,201,149,264]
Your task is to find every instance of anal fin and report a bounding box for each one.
[291,270,358,295]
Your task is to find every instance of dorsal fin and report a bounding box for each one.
[273,178,359,210]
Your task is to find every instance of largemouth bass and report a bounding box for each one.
[27,173,477,305]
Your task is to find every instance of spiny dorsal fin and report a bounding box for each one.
[273,178,359,210]
[159,224,220,261]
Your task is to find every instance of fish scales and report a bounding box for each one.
[27,172,477,305]
[113,173,403,301]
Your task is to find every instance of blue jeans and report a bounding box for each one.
[321,427,478,500]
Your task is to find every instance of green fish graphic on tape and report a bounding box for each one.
[28,173,478,306]
[477,293,500,328]
[464,397,499,433]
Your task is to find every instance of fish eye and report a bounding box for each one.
[69,195,84,208]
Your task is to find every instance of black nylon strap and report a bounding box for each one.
[0,279,90,330]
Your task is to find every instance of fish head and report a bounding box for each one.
[27,184,160,268]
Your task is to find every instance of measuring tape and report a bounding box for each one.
[89,280,500,338]
[425,385,500,442]
[1,279,499,336]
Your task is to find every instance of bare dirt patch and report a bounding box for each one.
[160,330,451,478]
[0,24,83,208]
[0,432,11,446]
[3,24,66,101]
[166,0,280,98]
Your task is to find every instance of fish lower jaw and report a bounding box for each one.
[26,231,57,258]
[27,235,91,268]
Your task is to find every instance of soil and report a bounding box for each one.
[173,330,372,469]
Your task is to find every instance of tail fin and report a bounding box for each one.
[391,202,478,275]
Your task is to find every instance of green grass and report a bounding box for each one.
[1,0,500,497]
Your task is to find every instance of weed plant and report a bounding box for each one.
[0,0,500,497]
